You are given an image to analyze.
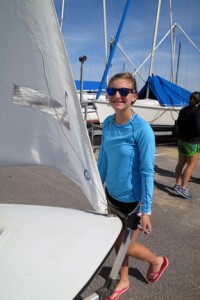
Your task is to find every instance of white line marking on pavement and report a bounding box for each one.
[155,153,167,157]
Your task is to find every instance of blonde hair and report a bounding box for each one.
[108,72,138,92]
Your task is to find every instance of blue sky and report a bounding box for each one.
[54,0,200,92]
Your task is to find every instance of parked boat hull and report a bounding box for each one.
[93,98,181,127]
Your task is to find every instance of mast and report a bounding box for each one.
[169,0,175,83]
[175,42,181,85]
[96,0,131,99]
[60,0,65,32]
[103,0,108,68]
[146,0,161,98]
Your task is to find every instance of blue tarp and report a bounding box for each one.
[138,75,191,107]
[75,80,106,91]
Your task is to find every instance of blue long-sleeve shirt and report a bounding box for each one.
[97,114,155,214]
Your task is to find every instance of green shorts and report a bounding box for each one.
[178,139,200,157]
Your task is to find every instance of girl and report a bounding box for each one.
[98,73,169,300]
[174,91,200,199]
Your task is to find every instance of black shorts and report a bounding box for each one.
[105,188,139,215]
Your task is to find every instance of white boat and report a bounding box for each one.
[84,0,199,129]
[93,74,191,128]
[0,0,123,299]
[80,91,102,124]
[94,97,181,127]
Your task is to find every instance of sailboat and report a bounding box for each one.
[89,0,199,130]
[0,1,123,299]
[94,74,191,130]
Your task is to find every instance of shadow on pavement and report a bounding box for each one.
[154,165,175,179]
[98,266,148,284]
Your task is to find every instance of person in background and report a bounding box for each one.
[174,91,200,199]
[98,72,169,300]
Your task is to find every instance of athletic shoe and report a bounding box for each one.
[174,184,181,192]
[176,186,192,199]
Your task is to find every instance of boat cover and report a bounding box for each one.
[75,80,106,91]
[138,75,191,107]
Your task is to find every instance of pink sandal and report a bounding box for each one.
[147,257,169,283]
[106,284,130,300]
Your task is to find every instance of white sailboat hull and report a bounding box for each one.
[0,204,122,299]
[133,98,180,126]
[93,98,181,126]
[80,93,107,124]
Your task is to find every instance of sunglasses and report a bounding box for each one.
[106,87,136,97]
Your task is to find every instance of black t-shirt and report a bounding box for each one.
[177,105,200,143]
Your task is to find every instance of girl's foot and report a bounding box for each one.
[107,281,130,300]
[147,257,169,283]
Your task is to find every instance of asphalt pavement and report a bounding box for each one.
[0,137,199,300]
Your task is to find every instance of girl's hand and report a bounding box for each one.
[140,214,152,234]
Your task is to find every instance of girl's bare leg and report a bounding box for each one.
[175,154,187,185]
[181,154,199,189]
[108,228,164,299]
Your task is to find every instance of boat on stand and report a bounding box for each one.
[94,74,191,131]
[79,0,199,133]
